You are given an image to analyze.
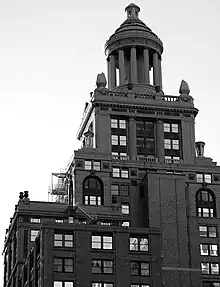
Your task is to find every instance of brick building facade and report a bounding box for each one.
[3,3,220,287]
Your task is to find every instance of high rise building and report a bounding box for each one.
[3,3,220,287]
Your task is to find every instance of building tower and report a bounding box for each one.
[3,3,220,287]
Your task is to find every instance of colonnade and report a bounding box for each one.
[107,47,162,90]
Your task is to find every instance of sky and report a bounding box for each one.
[0,0,220,282]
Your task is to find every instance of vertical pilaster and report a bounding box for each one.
[143,49,150,84]
[118,49,125,85]
[129,117,136,160]
[156,119,164,163]
[108,54,116,89]
[153,52,160,87]
[131,47,137,84]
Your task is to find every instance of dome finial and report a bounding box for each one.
[125,3,140,19]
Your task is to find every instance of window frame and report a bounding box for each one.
[92,259,114,274]
[91,234,113,250]
[129,236,149,252]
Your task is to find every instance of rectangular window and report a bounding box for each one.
[197,173,203,182]
[121,185,129,196]
[119,119,126,129]
[200,244,209,256]
[92,283,114,287]
[130,261,150,276]
[112,168,120,178]
[121,169,129,178]
[111,135,118,145]
[201,263,220,275]
[54,233,73,247]
[122,221,130,227]
[163,123,170,132]
[209,245,218,256]
[198,208,213,218]
[54,258,74,273]
[30,218,41,223]
[205,174,212,183]
[121,203,129,214]
[111,185,119,195]
[31,230,39,242]
[93,161,101,171]
[91,234,113,250]
[54,282,74,287]
[130,236,149,252]
[164,139,171,149]
[201,263,210,274]
[120,136,127,146]
[172,139,179,150]
[92,259,113,274]
[131,285,150,287]
[85,161,92,170]
[56,219,64,223]
[171,123,179,133]
[111,119,118,128]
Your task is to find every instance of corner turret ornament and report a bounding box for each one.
[179,79,193,103]
[95,72,109,95]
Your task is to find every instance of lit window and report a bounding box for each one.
[171,124,179,133]
[122,221,130,227]
[54,234,63,247]
[64,234,73,247]
[205,174,212,183]
[111,135,118,145]
[200,244,209,255]
[86,196,102,206]
[56,219,64,223]
[120,136,127,146]
[85,160,92,170]
[201,263,210,274]
[121,203,129,214]
[83,176,103,206]
[119,119,126,129]
[131,285,150,287]
[112,168,120,178]
[164,139,171,149]
[91,234,113,250]
[54,282,62,287]
[172,139,179,150]
[92,283,113,287]
[199,226,208,237]
[69,217,74,223]
[54,283,74,287]
[111,119,118,128]
[121,169,128,178]
[31,230,39,242]
[209,226,217,238]
[30,218,41,223]
[163,123,170,132]
[210,245,218,256]
[196,174,203,182]
[93,161,101,171]
[196,190,216,218]
[92,259,113,274]
[130,236,149,252]
[211,263,219,275]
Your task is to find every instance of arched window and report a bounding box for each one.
[83,176,104,206]
[196,189,216,218]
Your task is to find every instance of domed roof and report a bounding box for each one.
[105,3,163,56]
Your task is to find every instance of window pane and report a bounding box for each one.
[141,262,149,276]
[164,139,171,149]
[93,161,101,171]
[201,263,210,274]
[210,245,218,256]
[121,204,129,214]
[171,123,178,133]
[54,258,62,272]
[92,236,101,249]
[92,283,102,287]
[111,119,118,128]
[204,174,212,183]
[104,284,113,287]
[54,282,62,287]
[112,168,120,178]
[121,169,128,178]
[64,234,73,247]
[211,263,219,275]
[120,136,127,146]
[209,226,217,238]
[85,160,92,170]
[199,226,207,237]
[103,260,113,274]
[31,230,39,242]
[196,174,203,182]
[31,218,41,223]
[119,119,126,129]
[121,185,129,196]
[64,259,74,272]
[164,123,170,132]
[92,260,102,273]
[111,185,119,195]
[200,244,208,255]
[111,135,118,145]
[172,139,179,150]
[64,283,74,287]
[122,221,130,227]
[130,261,139,275]
[140,238,148,251]
[130,237,138,251]
[103,236,112,249]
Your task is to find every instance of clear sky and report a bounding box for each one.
[0,0,220,282]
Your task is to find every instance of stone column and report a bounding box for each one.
[153,52,160,87]
[156,119,164,163]
[118,49,125,85]
[108,54,116,89]
[129,117,136,161]
[131,47,137,84]
[158,55,163,90]
[143,48,150,84]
